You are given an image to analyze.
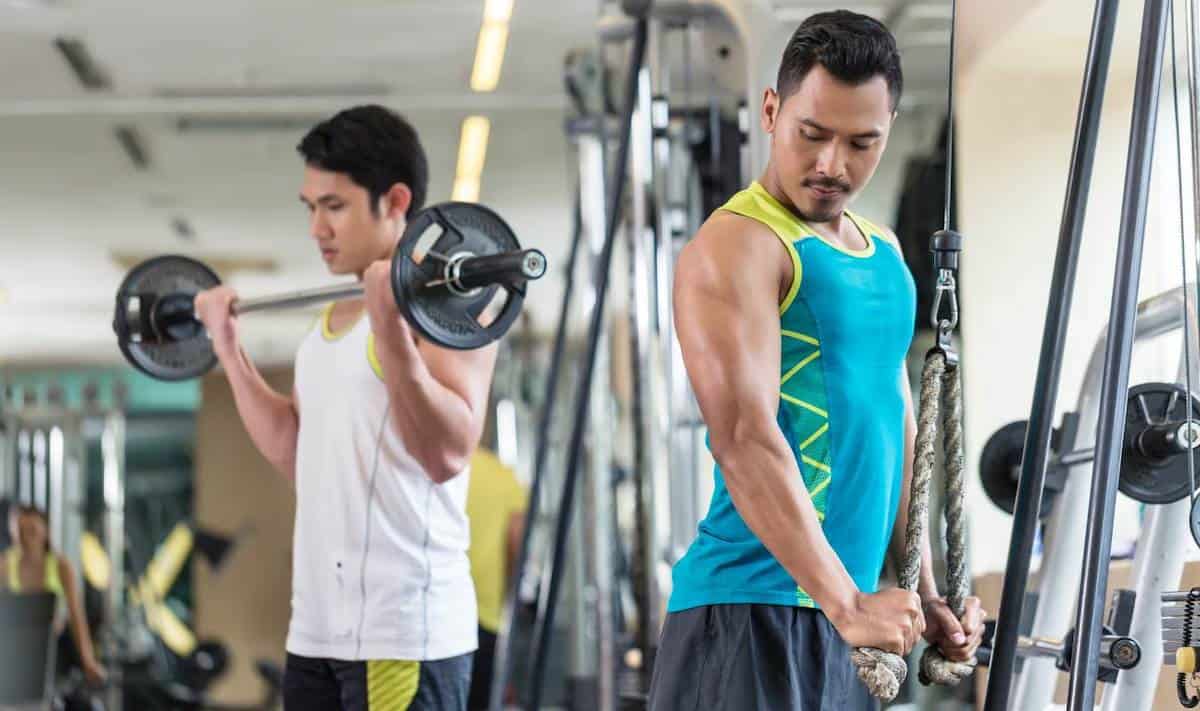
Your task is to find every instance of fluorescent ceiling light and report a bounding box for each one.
[484,0,513,23]
[453,116,490,203]
[470,22,509,92]
[452,177,481,203]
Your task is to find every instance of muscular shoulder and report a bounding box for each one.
[678,210,794,299]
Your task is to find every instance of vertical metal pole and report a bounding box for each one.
[566,474,594,704]
[48,423,64,553]
[17,427,30,503]
[527,19,649,710]
[627,165,656,675]
[63,414,84,577]
[587,320,616,711]
[1104,41,1200,705]
[102,405,126,711]
[1067,1,1169,707]
[0,386,10,501]
[1015,287,1190,704]
[1188,0,1200,314]
[630,15,668,679]
[32,428,46,511]
[487,194,587,711]
[566,126,613,711]
[983,1,1121,706]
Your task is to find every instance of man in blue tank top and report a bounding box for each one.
[648,11,984,710]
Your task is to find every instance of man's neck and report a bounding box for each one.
[757,168,847,237]
[355,242,398,281]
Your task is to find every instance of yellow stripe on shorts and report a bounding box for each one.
[367,659,420,710]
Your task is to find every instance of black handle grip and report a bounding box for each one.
[931,229,963,271]
[152,292,204,341]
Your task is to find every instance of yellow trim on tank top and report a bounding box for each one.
[823,211,876,259]
[742,181,880,259]
[781,330,820,346]
[719,183,804,314]
[799,422,829,451]
[801,455,831,475]
[780,392,828,418]
[850,212,901,253]
[5,548,63,596]
[780,350,821,385]
[320,303,365,341]
[366,333,385,382]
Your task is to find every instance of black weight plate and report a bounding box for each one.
[392,202,525,350]
[1192,496,1200,550]
[981,420,1039,517]
[1120,382,1200,505]
[113,255,220,381]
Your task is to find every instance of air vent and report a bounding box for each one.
[113,125,150,170]
[111,252,279,275]
[170,216,195,241]
[154,83,388,99]
[53,37,111,90]
[175,116,321,133]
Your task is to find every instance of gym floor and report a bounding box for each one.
[3,1,1200,710]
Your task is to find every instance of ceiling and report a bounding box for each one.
[0,0,956,368]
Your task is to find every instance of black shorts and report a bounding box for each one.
[647,604,879,711]
[283,652,473,711]
[467,626,496,711]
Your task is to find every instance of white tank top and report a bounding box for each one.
[286,306,476,661]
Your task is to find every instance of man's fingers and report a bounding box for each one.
[932,604,966,645]
[962,602,986,637]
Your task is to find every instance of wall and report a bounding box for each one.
[193,368,295,703]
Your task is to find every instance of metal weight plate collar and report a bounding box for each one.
[113,255,220,381]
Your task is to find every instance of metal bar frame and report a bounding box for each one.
[1010,286,1195,708]
[486,196,587,711]
[526,18,650,711]
[984,0,1122,705]
[1067,0,1170,707]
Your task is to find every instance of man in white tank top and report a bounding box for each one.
[194,105,497,710]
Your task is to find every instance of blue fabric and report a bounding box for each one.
[669,184,916,612]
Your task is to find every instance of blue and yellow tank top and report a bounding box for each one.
[668,181,917,612]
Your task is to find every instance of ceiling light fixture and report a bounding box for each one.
[470,0,514,92]
[452,116,490,202]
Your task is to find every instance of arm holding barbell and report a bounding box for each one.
[194,287,300,482]
[363,261,498,484]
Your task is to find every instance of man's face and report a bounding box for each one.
[762,64,894,223]
[299,166,402,276]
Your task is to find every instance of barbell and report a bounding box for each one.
[980,382,1200,511]
[113,201,547,381]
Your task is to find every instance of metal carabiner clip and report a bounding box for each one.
[930,268,959,333]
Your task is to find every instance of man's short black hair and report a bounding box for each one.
[777,10,903,111]
[297,104,428,218]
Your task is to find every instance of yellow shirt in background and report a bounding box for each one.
[466,449,528,633]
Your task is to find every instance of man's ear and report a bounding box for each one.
[762,87,781,133]
[381,183,413,222]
